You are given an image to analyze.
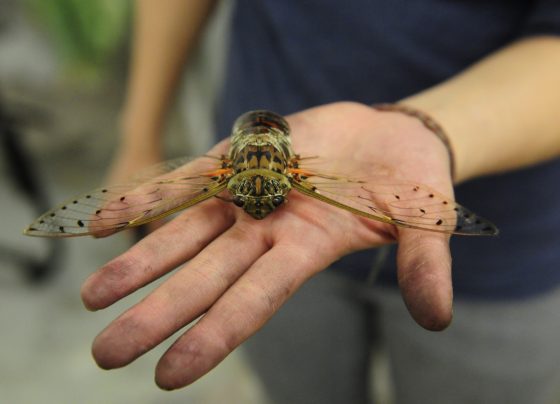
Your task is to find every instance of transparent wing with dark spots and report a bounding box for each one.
[291,160,498,236]
[24,156,230,238]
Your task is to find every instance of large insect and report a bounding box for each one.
[24,110,498,238]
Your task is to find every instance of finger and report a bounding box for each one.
[81,199,234,310]
[154,240,328,390]
[90,221,270,370]
[396,229,453,331]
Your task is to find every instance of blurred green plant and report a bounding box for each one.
[25,0,130,82]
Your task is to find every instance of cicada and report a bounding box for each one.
[24,110,498,238]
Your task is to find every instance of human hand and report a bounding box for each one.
[81,102,454,389]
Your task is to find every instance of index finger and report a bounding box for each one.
[81,198,235,310]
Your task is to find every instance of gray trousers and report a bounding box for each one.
[243,271,560,404]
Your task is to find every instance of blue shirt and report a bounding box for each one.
[216,0,560,299]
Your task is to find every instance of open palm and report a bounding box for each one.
[81,102,456,390]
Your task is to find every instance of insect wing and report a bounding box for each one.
[291,161,498,236]
[24,156,229,237]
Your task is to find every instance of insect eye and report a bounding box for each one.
[272,195,284,207]
[233,195,245,207]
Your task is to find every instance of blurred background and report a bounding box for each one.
[0,0,269,402]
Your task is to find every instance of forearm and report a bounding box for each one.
[403,36,560,183]
[121,0,216,150]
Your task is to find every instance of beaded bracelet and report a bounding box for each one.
[372,103,456,181]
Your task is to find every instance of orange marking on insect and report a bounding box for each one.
[201,168,232,177]
[288,168,315,176]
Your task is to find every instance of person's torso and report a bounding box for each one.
[215,0,560,299]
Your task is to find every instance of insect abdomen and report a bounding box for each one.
[232,110,290,136]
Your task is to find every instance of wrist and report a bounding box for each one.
[400,86,487,184]
[372,103,456,181]
[362,104,453,191]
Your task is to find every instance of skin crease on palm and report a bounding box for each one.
[80,102,454,390]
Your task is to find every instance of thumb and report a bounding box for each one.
[396,230,453,331]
